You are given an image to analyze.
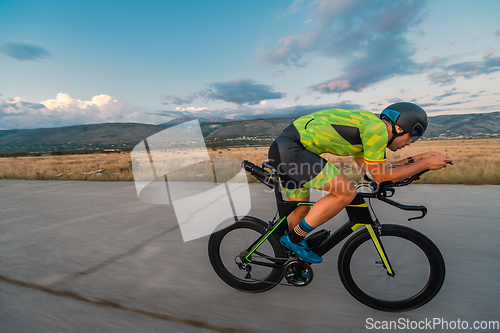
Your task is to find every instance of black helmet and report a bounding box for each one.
[380,102,428,144]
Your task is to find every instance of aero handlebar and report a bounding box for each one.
[361,167,441,221]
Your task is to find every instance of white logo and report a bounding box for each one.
[131,120,251,241]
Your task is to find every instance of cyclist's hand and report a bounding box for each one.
[424,153,453,170]
[414,151,442,160]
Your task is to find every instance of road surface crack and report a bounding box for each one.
[0,274,248,333]
[50,225,179,288]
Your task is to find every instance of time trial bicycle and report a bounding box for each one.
[208,160,445,312]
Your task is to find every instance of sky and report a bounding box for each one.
[1,0,499,130]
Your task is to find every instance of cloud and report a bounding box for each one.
[270,69,286,77]
[155,100,365,121]
[283,0,306,16]
[496,29,500,36]
[0,43,50,61]
[265,0,429,93]
[163,79,286,106]
[432,88,462,101]
[270,101,365,117]
[419,102,440,109]
[442,100,472,106]
[427,57,438,68]
[468,90,487,98]
[0,93,170,129]
[427,71,456,87]
[472,33,483,41]
[484,47,495,59]
[205,79,286,105]
[387,98,403,104]
[161,92,201,105]
[173,106,210,113]
[428,56,500,86]
[264,36,308,68]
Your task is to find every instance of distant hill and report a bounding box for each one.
[424,112,500,138]
[200,117,299,142]
[0,123,163,154]
[160,117,236,126]
[0,112,499,154]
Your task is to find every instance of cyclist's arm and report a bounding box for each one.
[354,157,428,183]
[354,153,453,183]
[391,151,444,166]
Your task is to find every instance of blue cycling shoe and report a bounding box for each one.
[280,233,323,264]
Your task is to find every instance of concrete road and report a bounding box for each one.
[1,179,499,332]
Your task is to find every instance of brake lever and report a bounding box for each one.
[385,187,395,198]
[408,207,427,221]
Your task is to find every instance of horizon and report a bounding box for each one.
[1,109,499,132]
[1,1,500,130]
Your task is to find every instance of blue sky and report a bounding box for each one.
[1,0,499,129]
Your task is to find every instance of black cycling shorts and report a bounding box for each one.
[268,125,339,198]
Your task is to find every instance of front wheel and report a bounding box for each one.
[208,217,286,292]
[338,225,445,312]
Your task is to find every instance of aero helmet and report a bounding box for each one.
[380,102,428,145]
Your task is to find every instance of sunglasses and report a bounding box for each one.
[408,122,425,143]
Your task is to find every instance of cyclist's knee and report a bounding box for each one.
[336,184,356,204]
[320,173,356,199]
[345,181,357,199]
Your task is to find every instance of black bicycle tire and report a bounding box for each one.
[208,216,286,292]
[338,225,445,312]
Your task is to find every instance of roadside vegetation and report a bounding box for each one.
[0,138,499,185]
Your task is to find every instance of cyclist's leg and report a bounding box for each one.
[268,124,354,232]
[285,165,356,230]
[303,172,356,228]
[268,125,314,231]
[283,188,311,231]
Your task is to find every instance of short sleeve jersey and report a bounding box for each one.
[293,108,388,164]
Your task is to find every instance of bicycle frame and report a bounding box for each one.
[244,170,395,276]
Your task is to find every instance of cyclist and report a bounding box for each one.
[268,102,453,263]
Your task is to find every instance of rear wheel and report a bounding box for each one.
[208,217,286,292]
[338,225,445,311]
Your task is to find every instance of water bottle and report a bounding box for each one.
[241,160,274,188]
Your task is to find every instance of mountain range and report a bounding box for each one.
[1,112,499,154]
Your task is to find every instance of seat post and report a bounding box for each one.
[261,160,284,203]
[272,172,284,203]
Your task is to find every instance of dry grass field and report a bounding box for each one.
[1,138,499,185]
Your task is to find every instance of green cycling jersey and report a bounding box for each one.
[293,108,388,164]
